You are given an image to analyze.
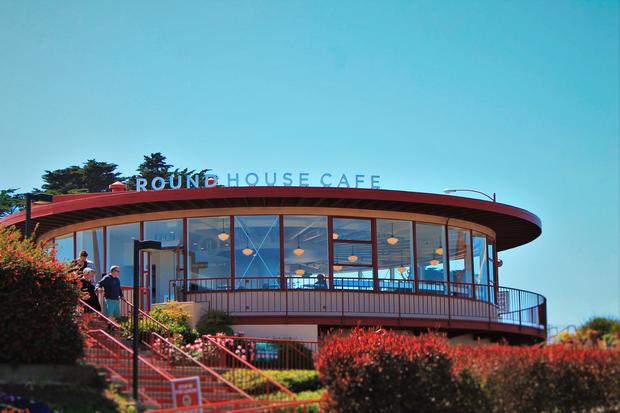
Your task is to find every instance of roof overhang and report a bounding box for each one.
[0,187,541,251]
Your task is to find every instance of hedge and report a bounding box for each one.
[317,328,620,413]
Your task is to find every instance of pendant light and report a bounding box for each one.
[295,267,305,276]
[347,246,358,263]
[332,232,339,240]
[435,247,444,255]
[386,223,399,245]
[397,249,407,273]
[333,265,343,271]
[430,259,440,266]
[242,239,253,256]
[217,218,230,241]
[293,236,305,256]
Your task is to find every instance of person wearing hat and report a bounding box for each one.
[95,266,125,320]
[80,267,102,317]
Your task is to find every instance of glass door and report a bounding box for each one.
[146,248,182,304]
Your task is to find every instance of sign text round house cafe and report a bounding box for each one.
[135,172,381,191]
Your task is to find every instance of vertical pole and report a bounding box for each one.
[132,240,140,403]
[24,194,32,238]
[371,219,379,292]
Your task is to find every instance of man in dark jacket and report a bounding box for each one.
[95,265,125,320]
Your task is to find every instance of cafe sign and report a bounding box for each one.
[136,172,381,192]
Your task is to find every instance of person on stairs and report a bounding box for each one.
[80,267,102,313]
[95,265,126,323]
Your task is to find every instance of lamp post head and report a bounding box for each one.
[443,189,457,194]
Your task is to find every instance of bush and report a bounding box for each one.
[0,226,83,364]
[317,328,620,413]
[316,328,477,413]
[122,301,199,345]
[196,309,233,336]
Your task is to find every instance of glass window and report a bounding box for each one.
[472,232,489,301]
[283,216,328,289]
[106,223,139,285]
[334,243,372,266]
[415,223,447,295]
[332,266,373,290]
[448,227,473,298]
[234,215,280,289]
[54,233,74,263]
[144,219,183,248]
[187,217,231,290]
[377,219,413,291]
[332,218,371,241]
[76,228,103,275]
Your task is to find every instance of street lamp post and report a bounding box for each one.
[443,188,496,202]
[132,239,162,403]
[24,193,54,238]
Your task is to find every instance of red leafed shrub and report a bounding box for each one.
[317,328,620,413]
[0,226,83,364]
[316,328,488,413]
[452,343,620,413]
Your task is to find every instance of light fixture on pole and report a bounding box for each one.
[293,237,305,256]
[386,223,399,245]
[217,218,230,241]
[132,239,162,403]
[24,193,53,238]
[443,188,496,202]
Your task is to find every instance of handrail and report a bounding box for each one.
[203,335,296,398]
[123,299,172,339]
[88,328,176,381]
[79,299,121,329]
[147,398,322,413]
[151,332,253,401]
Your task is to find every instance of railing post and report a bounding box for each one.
[518,290,522,327]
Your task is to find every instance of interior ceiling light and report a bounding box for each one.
[295,267,305,276]
[332,232,339,240]
[242,240,253,256]
[397,265,407,274]
[293,237,305,256]
[386,223,399,245]
[218,218,230,241]
[435,247,444,255]
[430,259,440,266]
[347,246,358,263]
[333,265,343,271]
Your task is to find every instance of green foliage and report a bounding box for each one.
[125,152,212,190]
[196,309,233,335]
[39,159,124,194]
[0,188,24,217]
[149,301,199,344]
[0,226,83,364]
[224,370,321,395]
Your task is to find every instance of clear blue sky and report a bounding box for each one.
[1,1,618,328]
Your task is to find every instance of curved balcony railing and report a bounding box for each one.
[167,277,546,332]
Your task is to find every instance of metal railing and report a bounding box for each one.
[148,398,323,413]
[212,336,319,371]
[169,277,547,331]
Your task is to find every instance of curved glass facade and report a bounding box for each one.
[52,213,497,302]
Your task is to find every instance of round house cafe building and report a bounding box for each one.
[1,179,546,344]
